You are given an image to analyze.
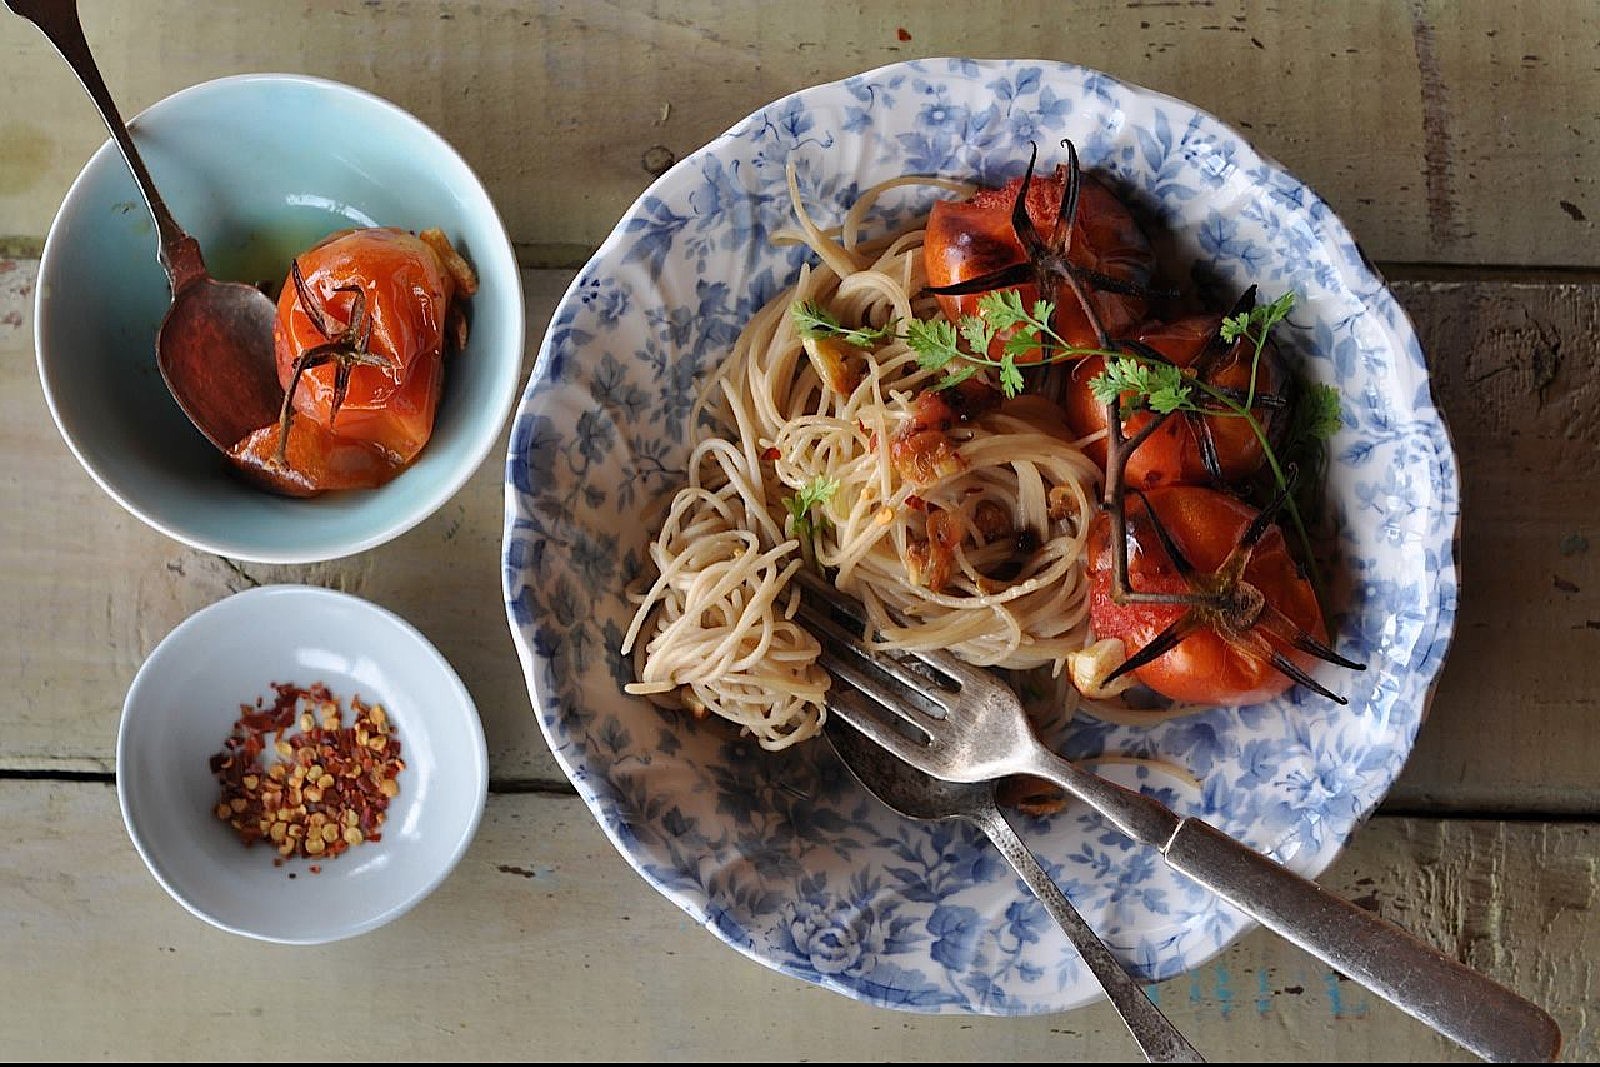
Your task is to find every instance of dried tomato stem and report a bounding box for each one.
[1105,343,1327,611]
[1102,399,1221,608]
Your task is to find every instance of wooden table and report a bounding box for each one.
[3,2,1597,1061]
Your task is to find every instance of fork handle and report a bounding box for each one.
[969,806,1204,1063]
[1162,817,1560,1063]
[1019,750,1560,1062]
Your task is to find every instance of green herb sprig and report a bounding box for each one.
[1088,358,1192,414]
[1220,290,1294,410]
[791,303,899,350]
[783,474,840,559]
[791,291,1123,400]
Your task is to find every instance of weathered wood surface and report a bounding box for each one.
[4,1,1599,1061]
[1,1,1597,268]
[0,782,1589,1062]
[1387,282,1600,815]
[3,263,1596,816]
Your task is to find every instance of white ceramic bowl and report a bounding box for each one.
[36,73,524,563]
[117,584,489,944]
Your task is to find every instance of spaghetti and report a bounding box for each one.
[621,168,1108,750]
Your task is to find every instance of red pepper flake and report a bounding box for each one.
[761,446,781,461]
[896,27,911,41]
[209,682,404,876]
[905,495,927,511]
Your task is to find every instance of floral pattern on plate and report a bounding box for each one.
[501,58,1458,1014]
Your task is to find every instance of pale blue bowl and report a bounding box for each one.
[36,74,523,563]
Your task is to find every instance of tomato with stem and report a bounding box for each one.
[1086,484,1360,706]
[230,226,475,494]
[923,141,1158,358]
[1064,290,1288,488]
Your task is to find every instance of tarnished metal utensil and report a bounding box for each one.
[10,0,292,486]
[825,716,1204,1062]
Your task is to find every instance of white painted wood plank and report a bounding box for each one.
[1,782,1586,1061]
[0,2,1596,267]
[5,264,1598,814]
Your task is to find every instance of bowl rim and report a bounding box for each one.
[115,582,490,944]
[34,71,525,564]
[501,56,1463,1012]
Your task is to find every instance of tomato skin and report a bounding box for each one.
[924,168,1153,355]
[274,227,457,464]
[1086,487,1326,706]
[229,417,397,496]
[1064,314,1282,488]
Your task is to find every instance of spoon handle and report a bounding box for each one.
[967,804,1204,1063]
[6,0,203,287]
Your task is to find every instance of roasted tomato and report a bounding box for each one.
[276,227,472,462]
[229,227,475,495]
[1064,306,1286,488]
[924,154,1154,356]
[1086,486,1345,706]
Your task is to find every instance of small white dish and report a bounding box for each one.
[117,584,488,944]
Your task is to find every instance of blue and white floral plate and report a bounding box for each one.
[501,59,1458,1014]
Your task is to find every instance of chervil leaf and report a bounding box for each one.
[1145,363,1192,407]
[784,474,841,551]
[937,363,979,391]
[1221,291,1296,346]
[792,299,898,349]
[1261,290,1296,329]
[791,300,843,340]
[1088,357,1144,405]
[1001,327,1044,359]
[976,289,1045,332]
[905,318,962,371]
[998,356,1026,398]
[841,321,899,348]
[1303,382,1343,439]
[959,315,995,355]
[1146,381,1192,414]
[1089,357,1193,412]
[786,474,840,520]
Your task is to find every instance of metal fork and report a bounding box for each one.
[826,716,1204,1062]
[792,572,1561,1064]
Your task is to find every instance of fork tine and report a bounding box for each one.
[820,673,943,769]
[793,591,952,724]
[790,569,998,701]
[790,568,1034,783]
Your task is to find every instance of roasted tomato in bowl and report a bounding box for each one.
[230,227,477,496]
[1064,302,1287,488]
[923,149,1155,355]
[1086,486,1355,707]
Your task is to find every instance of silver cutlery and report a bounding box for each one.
[7,0,286,469]
[793,570,1561,1064]
[825,716,1204,1061]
